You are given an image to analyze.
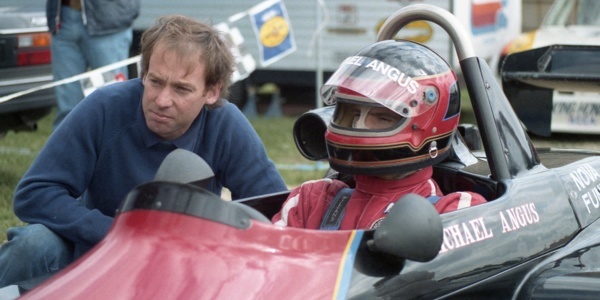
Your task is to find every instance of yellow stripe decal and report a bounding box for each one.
[332,230,364,300]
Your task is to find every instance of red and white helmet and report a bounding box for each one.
[321,40,461,175]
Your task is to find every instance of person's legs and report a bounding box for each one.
[83,27,133,80]
[0,224,74,289]
[51,6,87,129]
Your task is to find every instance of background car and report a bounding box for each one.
[0,5,54,138]
[499,0,600,135]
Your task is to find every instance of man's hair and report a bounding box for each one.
[140,15,235,101]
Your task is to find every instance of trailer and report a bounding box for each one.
[1,0,522,108]
[132,0,521,106]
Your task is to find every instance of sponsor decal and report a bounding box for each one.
[568,163,600,214]
[341,56,420,94]
[249,0,296,67]
[439,203,540,254]
[553,102,600,126]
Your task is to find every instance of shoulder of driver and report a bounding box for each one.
[434,192,487,213]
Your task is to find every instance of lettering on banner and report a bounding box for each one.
[439,202,540,254]
[568,163,600,214]
[554,102,600,116]
[553,102,600,125]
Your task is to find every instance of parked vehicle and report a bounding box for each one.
[499,0,600,135]
[15,4,600,299]
[0,4,54,137]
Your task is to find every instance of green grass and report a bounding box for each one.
[248,116,328,185]
[0,113,53,237]
[0,109,325,237]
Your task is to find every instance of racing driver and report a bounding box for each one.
[272,40,487,230]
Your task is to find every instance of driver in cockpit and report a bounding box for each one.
[272,39,486,230]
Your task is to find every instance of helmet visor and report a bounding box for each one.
[331,94,408,136]
[321,55,443,117]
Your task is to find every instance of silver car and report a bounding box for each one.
[0,5,54,137]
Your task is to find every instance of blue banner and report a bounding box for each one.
[249,0,296,67]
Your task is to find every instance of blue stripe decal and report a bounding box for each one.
[335,230,364,300]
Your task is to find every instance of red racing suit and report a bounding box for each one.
[272,167,487,230]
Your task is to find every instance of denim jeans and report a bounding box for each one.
[51,6,133,128]
[0,224,74,290]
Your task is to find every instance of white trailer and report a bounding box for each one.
[6,0,522,106]
[134,0,520,98]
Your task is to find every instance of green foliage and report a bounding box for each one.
[248,116,328,186]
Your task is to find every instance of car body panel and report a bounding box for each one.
[516,216,600,299]
[0,5,54,135]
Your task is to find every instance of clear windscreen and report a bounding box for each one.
[321,56,443,117]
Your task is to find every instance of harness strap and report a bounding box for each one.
[427,195,441,204]
[319,189,441,230]
[320,188,354,230]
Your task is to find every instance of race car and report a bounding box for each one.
[499,0,600,135]
[19,4,600,300]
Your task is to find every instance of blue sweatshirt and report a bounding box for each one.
[13,79,287,255]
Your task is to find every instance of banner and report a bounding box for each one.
[214,22,256,83]
[249,0,296,67]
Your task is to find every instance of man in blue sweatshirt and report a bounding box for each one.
[0,15,287,291]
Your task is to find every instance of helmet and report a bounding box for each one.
[321,40,461,175]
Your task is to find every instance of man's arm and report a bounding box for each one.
[207,102,288,199]
[13,91,113,248]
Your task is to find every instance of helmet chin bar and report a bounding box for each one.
[328,146,451,176]
[326,132,453,176]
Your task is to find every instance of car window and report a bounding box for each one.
[543,0,600,27]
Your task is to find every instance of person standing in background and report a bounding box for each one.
[46,0,140,128]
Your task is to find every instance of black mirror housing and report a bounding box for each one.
[371,193,443,262]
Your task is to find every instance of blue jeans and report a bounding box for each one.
[51,6,133,128]
[0,224,74,290]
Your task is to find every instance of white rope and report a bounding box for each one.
[0,55,141,104]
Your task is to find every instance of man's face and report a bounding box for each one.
[350,104,403,130]
[142,43,220,140]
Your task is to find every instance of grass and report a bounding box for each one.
[0,108,326,237]
[0,115,53,237]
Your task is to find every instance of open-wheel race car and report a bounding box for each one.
[19,4,600,300]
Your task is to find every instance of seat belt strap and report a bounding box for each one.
[320,188,354,230]
[427,195,441,204]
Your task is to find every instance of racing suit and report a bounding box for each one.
[272,166,487,230]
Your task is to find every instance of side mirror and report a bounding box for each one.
[154,148,214,188]
[370,193,443,262]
